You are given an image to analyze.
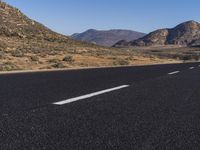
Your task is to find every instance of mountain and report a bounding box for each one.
[190,39,200,47]
[0,1,121,71]
[0,1,99,46]
[71,29,146,47]
[113,21,200,47]
[0,2,67,42]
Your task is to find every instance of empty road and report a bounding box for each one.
[0,62,200,149]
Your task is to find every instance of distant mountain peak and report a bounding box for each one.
[183,20,199,24]
[71,29,146,47]
[86,29,97,32]
[174,20,200,30]
[113,20,200,47]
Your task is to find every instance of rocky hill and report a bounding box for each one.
[0,2,66,41]
[71,29,145,47]
[0,1,175,71]
[0,1,117,70]
[0,1,98,46]
[113,21,200,47]
[0,1,192,71]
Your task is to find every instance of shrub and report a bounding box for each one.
[62,56,74,63]
[113,58,130,66]
[0,51,5,59]
[192,55,200,61]
[52,62,65,68]
[12,50,24,57]
[0,62,19,71]
[30,56,39,61]
[48,59,60,63]
[0,41,8,51]
[181,55,200,61]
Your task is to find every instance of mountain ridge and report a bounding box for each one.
[71,29,146,47]
[0,1,106,49]
[0,1,124,70]
[0,1,197,71]
[113,20,200,47]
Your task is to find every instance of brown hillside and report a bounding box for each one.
[0,2,182,71]
[114,21,200,47]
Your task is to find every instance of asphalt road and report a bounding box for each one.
[0,62,200,149]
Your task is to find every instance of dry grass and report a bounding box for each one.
[128,46,200,62]
[0,1,197,72]
[0,37,194,72]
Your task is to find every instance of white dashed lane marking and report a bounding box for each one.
[54,64,200,105]
[53,85,130,105]
[168,71,180,75]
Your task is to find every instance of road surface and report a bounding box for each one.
[0,62,200,149]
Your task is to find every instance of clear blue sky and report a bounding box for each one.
[5,0,200,35]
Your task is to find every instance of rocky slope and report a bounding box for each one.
[0,2,68,42]
[113,21,200,47]
[0,1,100,47]
[0,1,176,71]
[71,29,145,47]
[0,1,190,71]
[0,1,116,70]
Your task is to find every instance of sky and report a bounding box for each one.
[5,0,200,35]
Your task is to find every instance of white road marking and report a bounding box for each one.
[168,71,180,75]
[189,67,195,69]
[53,85,130,105]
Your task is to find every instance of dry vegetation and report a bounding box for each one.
[0,2,198,72]
[127,45,200,62]
[0,37,181,71]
